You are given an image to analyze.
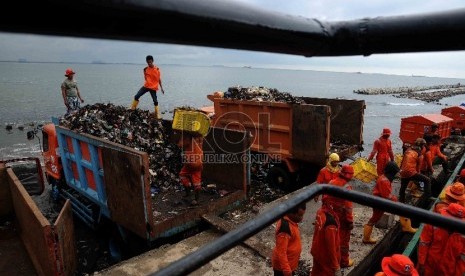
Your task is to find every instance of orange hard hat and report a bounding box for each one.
[381,254,418,276]
[460,169,465,178]
[382,128,392,135]
[65,68,75,76]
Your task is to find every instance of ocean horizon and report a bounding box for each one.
[1,62,465,160]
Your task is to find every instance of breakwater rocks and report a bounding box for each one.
[353,83,465,103]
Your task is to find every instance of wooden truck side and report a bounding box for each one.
[207,93,365,189]
[41,118,250,259]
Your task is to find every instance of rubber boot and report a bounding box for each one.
[154,106,160,119]
[130,99,139,110]
[399,217,417,233]
[362,224,377,244]
[342,259,355,268]
[183,188,191,198]
[191,190,200,206]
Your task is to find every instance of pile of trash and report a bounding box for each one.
[224,86,304,103]
[59,103,182,190]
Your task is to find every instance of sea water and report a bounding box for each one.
[1,62,465,160]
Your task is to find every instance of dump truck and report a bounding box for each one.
[0,158,76,276]
[40,116,250,260]
[206,92,365,189]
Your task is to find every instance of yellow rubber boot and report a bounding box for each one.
[363,224,377,244]
[400,217,417,233]
[154,106,160,119]
[130,99,139,110]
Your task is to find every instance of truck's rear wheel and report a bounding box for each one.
[266,165,293,191]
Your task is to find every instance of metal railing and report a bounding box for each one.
[152,184,465,276]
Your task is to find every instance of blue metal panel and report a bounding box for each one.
[53,120,114,218]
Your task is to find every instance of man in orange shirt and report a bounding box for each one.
[310,201,341,276]
[130,55,165,118]
[324,164,355,268]
[430,134,450,175]
[363,161,400,244]
[315,153,340,202]
[434,182,465,213]
[419,203,465,275]
[271,203,306,276]
[178,133,203,205]
[367,128,395,176]
[399,138,431,233]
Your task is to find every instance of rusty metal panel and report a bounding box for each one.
[0,163,13,216]
[151,191,244,237]
[292,104,331,165]
[102,147,151,240]
[301,97,366,145]
[54,200,76,276]
[202,127,250,191]
[7,168,55,276]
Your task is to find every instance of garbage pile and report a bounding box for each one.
[224,86,304,103]
[59,103,182,190]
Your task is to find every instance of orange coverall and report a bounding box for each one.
[368,136,395,176]
[439,231,465,275]
[368,174,397,224]
[418,223,451,275]
[325,177,353,267]
[179,136,203,191]
[310,205,341,276]
[271,216,302,275]
[317,166,340,184]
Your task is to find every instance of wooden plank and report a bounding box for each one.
[203,127,250,191]
[0,163,13,216]
[292,104,330,165]
[301,98,366,145]
[54,200,76,276]
[102,147,151,240]
[7,168,55,276]
[201,214,272,259]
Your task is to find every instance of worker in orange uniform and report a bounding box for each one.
[419,203,465,275]
[325,164,355,268]
[130,55,165,118]
[374,254,419,276]
[367,128,395,177]
[315,153,341,202]
[271,203,306,276]
[310,201,341,276]
[178,133,203,205]
[435,182,465,213]
[430,134,450,175]
[438,203,465,276]
[363,161,400,244]
[399,138,431,233]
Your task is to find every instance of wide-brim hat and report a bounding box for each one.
[381,254,419,276]
[445,182,465,201]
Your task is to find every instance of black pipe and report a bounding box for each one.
[151,184,465,276]
[1,1,465,57]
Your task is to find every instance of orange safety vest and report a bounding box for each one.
[272,216,302,274]
[143,66,161,90]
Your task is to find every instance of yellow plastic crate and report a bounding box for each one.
[350,158,378,183]
[172,109,211,137]
[395,153,403,168]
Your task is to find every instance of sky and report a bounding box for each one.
[1,0,465,79]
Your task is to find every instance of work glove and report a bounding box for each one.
[345,222,354,230]
[335,268,342,276]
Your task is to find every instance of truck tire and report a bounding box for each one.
[266,165,293,191]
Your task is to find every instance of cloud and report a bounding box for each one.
[1,0,465,78]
